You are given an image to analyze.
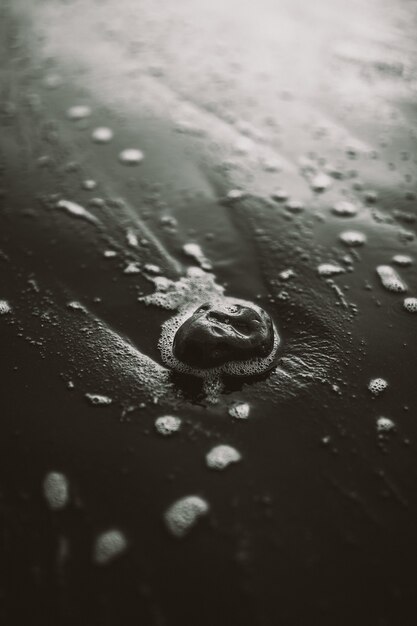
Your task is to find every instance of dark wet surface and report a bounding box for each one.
[1,1,417,625]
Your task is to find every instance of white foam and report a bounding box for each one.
[403,297,417,313]
[392,254,413,267]
[119,149,144,165]
[318,263,345,277]
[43,471,69,510]
[94,529,127,565]
[332,201,358,217]
[206,445,241,470]
[155,415,181,436]
[67,301,87,312]
[56,200,98,224]
[86,393,112,406]
[310,173,332,192]
[0,300,11,315]
[126,229,138,247]
[339,231,366,246]
[183,243,212,271]
[124,262,141,274]
[376,266,407,293]
[376,417,395,433]
[67,105,92,120]
[164,495,209,538]
[228,402,250,419]
[91,126,113,143]
[368,378,388,396]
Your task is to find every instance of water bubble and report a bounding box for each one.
[339,231,366,247]
[318,263,345,277]
[376,265,407,293]
[376,416,395,433]
[91,127,113,143]
[66,105,92,121]
[0,300,11,315]
[206,445,241,470]
[94,529,127,565]
[119,149,144,165]
[403,297,417,313]
[368,378,388,396]
[43,472,69,510]
[164,495,209,538]
[279,269,295,280]
[104,250,117,258]
[85,393,112,406]
[392,254,413,267]
[155,415,181,436]
[228,402,250,419]
[331,201,358,217]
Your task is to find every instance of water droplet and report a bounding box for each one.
[43,472,69,510]
[119,149,144,165]
[164,496,209,538]
[403,297,417,313]
[376,265,407,293]
[206,445,241,470]
[155,415,181,436]
[94,529,127,565]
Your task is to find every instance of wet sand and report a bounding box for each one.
[1,1,417,625]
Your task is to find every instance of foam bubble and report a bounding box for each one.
[94,529,127,565]
[339,231,366,246]
[91,127,113,143]
[67,105,91,120]
[376,417,395,433]
[376,265,407,293]
[155,415,181,436]
[86,393,112,406]
[43,471,69,510]
[124,262,141,274]
[331,201,358,217]
[392,254,413,267]
[119,149,144,165]
[164,495,209,538]
[318,263,345,277]
[182,243,212,271]
[56,199,98,224]
[0,300,11,315]
[368,378,388,396]
[206,445,241,470]
[403,297,417,313]
[228,402,250,419]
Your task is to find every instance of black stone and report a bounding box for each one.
[173,301,275,369]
